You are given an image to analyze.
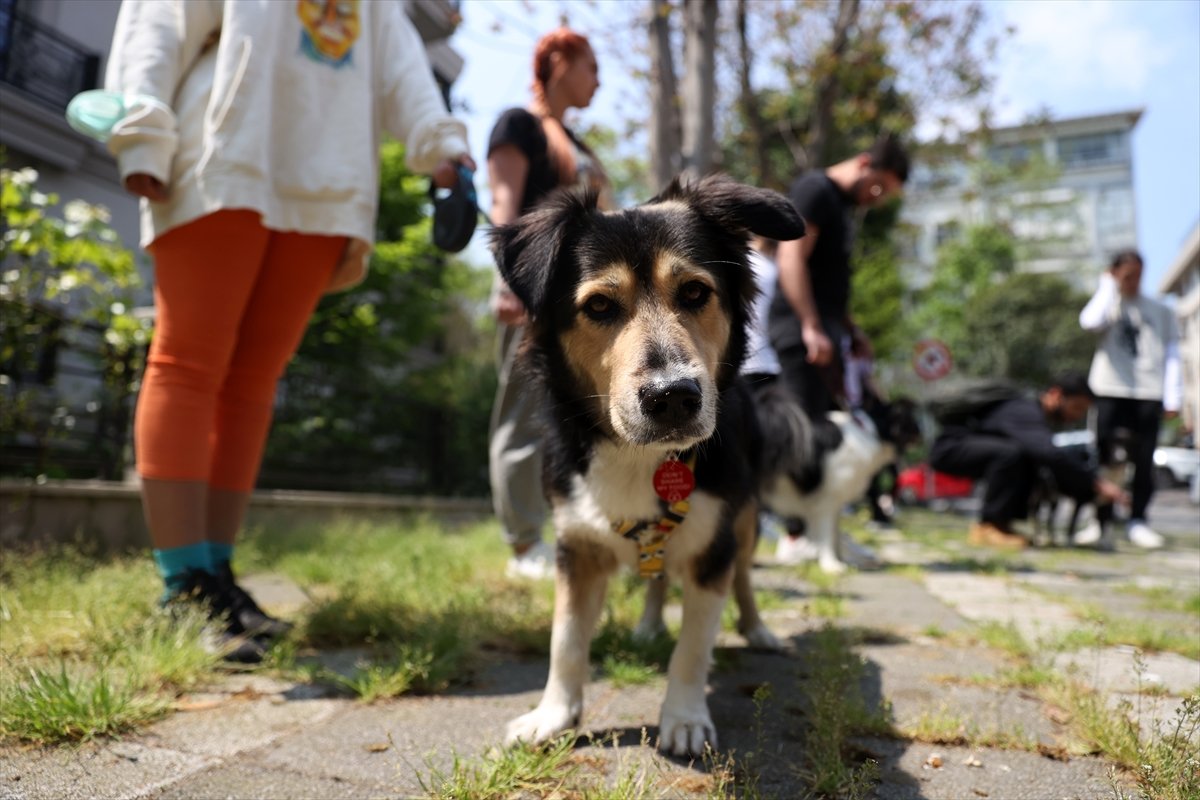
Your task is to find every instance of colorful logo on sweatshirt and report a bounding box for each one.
[297,0,360,68]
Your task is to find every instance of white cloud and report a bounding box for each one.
[990,0,1175,121]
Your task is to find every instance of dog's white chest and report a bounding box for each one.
[554,443,719,570]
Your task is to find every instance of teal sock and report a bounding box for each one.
[207,542,234,571]
[153,542,213,597]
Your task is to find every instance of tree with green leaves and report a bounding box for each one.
[958,271,1095,387]
[1,165,149,479]
[904,222,1093,388]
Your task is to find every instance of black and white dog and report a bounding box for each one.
[755,386,921,573]
[490,175,804,756]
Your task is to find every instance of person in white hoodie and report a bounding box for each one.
[1077,250,1182,550]
[106,0,473,662]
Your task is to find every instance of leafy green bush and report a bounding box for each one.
[0,164,148,479]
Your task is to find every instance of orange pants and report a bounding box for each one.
[134,210,346,491]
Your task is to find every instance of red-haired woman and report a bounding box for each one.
[487,28,610,579]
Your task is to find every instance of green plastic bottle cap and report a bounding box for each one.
[66,90,129,142]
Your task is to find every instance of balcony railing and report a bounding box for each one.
[0,12,99,113]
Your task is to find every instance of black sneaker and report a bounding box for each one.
[164,568,268,664]
[213,561,294,640]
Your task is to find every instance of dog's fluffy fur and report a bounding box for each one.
[490,175,804,756]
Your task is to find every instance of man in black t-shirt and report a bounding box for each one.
[769,133,910,417]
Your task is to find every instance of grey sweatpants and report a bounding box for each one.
[488,322,548,549]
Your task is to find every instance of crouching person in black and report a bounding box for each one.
[929,373,1127,549]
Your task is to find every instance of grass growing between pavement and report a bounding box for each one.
[948,615,1200,800]
[786,624,891,799]
[418,729,750,800]
[1,517,558,743]
[1114,584,1200,616]
[0,516,717,745]
[0,547,220,743]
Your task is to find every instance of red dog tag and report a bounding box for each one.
[653,458,695,503]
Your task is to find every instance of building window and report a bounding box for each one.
[989,142,1033,168]
[1058,132,1125,169]
[1096,185,1136,245]
[0,4,100,112]
[935,221,961,250]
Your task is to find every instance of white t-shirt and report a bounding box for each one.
[742,249,782,376]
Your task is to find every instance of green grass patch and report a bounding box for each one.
[961,620,1033,660]
[0,548,222,744]
[0,517,560,739]
[417,730,709,800]
[1114,584,1200,616]
[0,661,167,744]
[960,615,1200,800]
[898,703,1037,750]
[1055,605,1200,661]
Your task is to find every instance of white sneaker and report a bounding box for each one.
[506,540,557,580]
[1074,520,1103,546]
[776,534,820,565]
[1127,520,1165,550]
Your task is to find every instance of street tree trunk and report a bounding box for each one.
[735,0,771,188]
[807,0,860,168]
[680,0,717,180]
[648,0,681,192]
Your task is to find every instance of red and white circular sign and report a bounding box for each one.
[913,339,952,382]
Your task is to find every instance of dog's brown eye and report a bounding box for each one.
[678,281,712,311]
[582,294,619,322]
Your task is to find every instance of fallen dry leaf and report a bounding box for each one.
[973,790,990,797]
[364,742,390,753]
[962,754,983,768]
[1045,704,1072,725]
[171,699,224,712]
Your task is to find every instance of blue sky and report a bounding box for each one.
[451,0,1200,294]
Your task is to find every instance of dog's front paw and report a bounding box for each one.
[741,623,785,652]
[504,703,579,747]
[659,705,717,757]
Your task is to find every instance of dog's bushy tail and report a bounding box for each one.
[754,383,839,493]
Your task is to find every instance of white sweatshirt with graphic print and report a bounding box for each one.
[105,0,469,290]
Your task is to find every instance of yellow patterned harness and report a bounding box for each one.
[611,451,697,580]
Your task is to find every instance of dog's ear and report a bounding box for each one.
[488,189,596,316]
[653,174,805,242]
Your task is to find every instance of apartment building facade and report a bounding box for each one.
[900,109,1142,291]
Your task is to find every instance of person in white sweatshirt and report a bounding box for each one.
[1077,250,1182,550]
[105,0,474,662]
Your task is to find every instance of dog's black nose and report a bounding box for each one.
[639,379,702,425]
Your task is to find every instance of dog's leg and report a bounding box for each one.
[634,577,669,642]
[659,567,729,757]
[732,502,783,651]
[505,540,613,747]
[813,508,846,574]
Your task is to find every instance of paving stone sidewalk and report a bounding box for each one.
[3,497,1198,800]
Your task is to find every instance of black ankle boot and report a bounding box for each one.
[164,569,268,664]
[213,561,294,639]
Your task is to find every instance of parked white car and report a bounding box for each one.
[1154,445,1200,489]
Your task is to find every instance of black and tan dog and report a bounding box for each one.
[490,175,804,757]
